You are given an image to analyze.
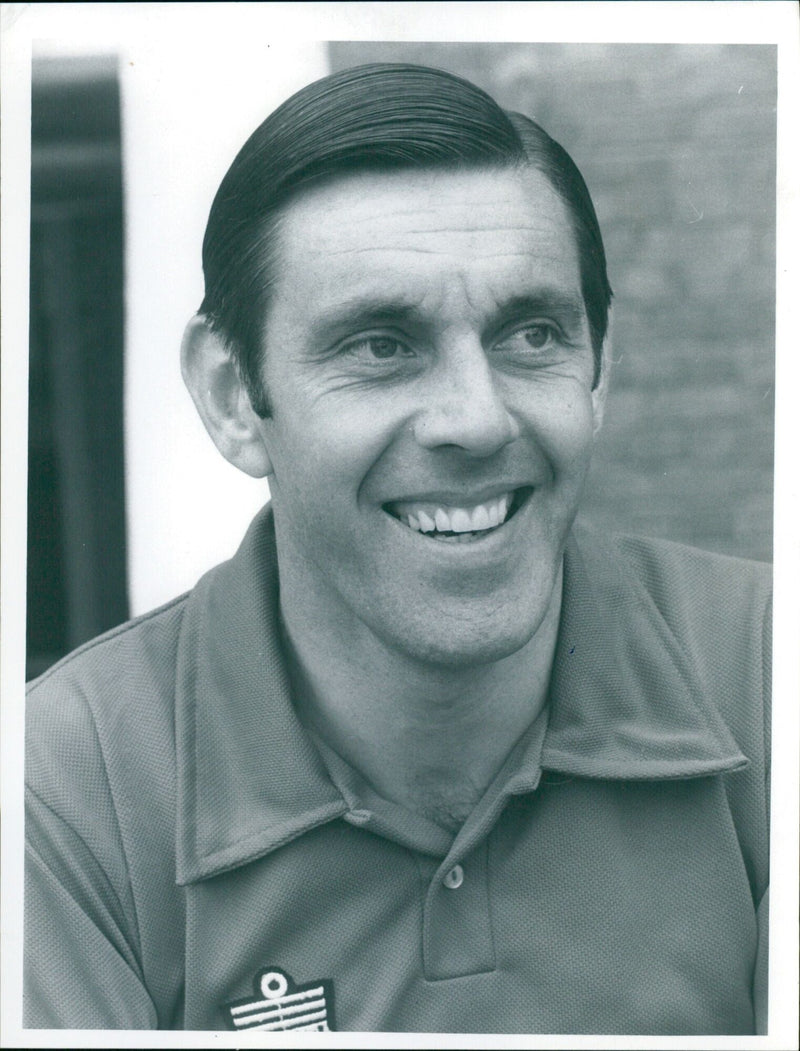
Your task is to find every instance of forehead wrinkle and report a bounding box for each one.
[283,197,578,274]
[388,221,563,234]
[306,245,444,259]
[279,164,574,250]
[309,222,568,245]
[338,214,560,233]
[302,244,574,267]
[313,240,567,260]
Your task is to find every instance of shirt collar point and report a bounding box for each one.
[176,799,350,885]
[540,746,749,781]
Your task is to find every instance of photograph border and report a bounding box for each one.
[3,4,798,1048]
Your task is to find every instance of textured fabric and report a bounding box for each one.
[25,505,771,1033]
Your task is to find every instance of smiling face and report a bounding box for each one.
[253,167,606,668]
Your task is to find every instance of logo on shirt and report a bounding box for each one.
[225,967,335,1032]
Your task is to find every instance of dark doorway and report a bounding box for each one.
[28,55,128,680]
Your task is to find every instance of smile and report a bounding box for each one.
[385,488,532,543]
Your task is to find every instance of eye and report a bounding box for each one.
[340,334,416,362]
[495,322,559,355]
[521,324,555,349]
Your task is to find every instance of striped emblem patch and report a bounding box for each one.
[225,967,334,1032]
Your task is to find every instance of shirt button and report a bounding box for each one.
[443,864,464,889]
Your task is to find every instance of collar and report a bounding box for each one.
[540,524,747,779]
[175,506,746,885]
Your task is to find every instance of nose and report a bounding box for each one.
[413,339,520,456]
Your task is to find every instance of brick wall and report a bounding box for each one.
[329,44,776,562]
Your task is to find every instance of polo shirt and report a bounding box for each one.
[24,505,771,1033]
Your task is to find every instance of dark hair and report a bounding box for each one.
[200,63,612,416]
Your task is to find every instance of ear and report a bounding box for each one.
[590,311,613,438]
[180,315,273,478]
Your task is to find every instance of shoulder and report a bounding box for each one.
[574,524,772,776]
[25,594,198,1027]
[26,592,191,841]
[606,530,770,618]
[28,591,189,743]
[574,525,771,650]
[25,504,276,861]
[604,532,771,718]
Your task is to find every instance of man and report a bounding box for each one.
[25,63,770,1033]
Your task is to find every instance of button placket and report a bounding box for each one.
[422,841,495,980]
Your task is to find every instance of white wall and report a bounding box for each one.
[118,24,328,613]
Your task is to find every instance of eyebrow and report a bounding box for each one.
[491,292,586,332]
[309,288,587,344]
[309,301,428,343]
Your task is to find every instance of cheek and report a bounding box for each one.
[264,402,402,508]
[518,383,597,465]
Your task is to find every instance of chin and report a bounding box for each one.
[382,617,541,671]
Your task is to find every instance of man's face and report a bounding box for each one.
[254,167,605,668]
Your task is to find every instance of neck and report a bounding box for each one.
[280,568,562,830]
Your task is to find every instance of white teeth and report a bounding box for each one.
[395,492,517,537]
[450,509,472,533]
[471,504,490,531]
[434,508,451,532]
[417,509,436,533]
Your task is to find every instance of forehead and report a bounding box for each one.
[271,167,582,320]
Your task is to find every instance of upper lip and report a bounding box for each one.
[382,482,532,509]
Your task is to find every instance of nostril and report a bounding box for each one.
[413,401,519,455]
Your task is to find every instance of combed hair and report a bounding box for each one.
[200,63,612,416]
